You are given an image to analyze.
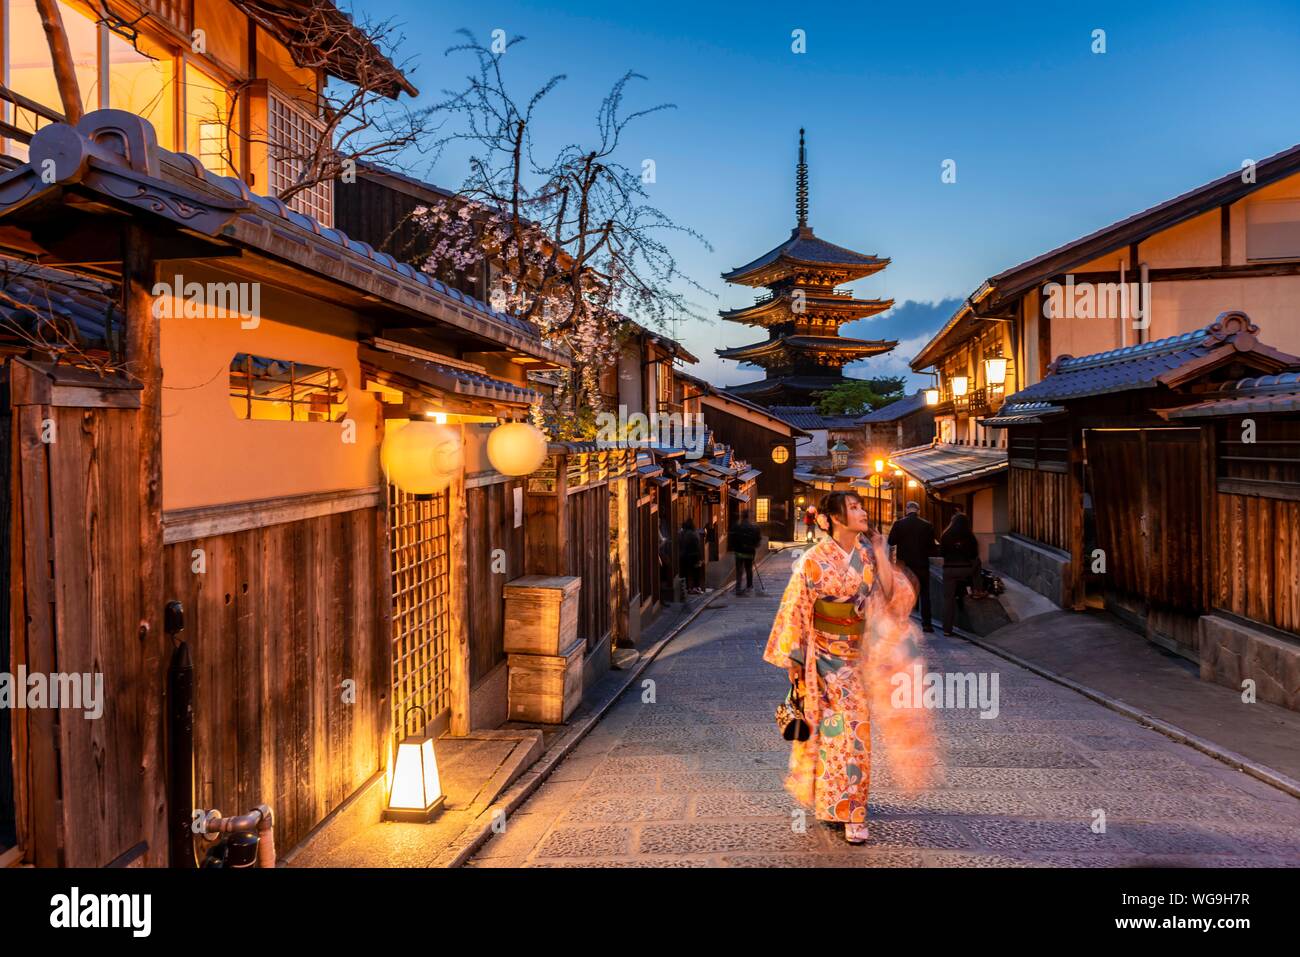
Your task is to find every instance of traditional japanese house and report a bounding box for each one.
[0,103,568,866]
[718,130,896,406]
[859,391,937,461]
[981,312,1299,683]
[907,137,1300,575]
[677,371,807,541]
[1159,369,1300,710]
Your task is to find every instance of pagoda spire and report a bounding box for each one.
[796,128,809,229]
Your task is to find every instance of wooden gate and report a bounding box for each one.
[388,484,453,738]
[6,359,156,866]
[1086,428,1206,655]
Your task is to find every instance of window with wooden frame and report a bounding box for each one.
[1215,416,1300,500]
[228,354,348,422]
[755,497,770,523]
[1008,424,1069,472]
[267,86,334,227]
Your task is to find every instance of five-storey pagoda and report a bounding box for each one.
[717,130,897,405]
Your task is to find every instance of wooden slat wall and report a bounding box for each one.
[567,485,611,651]
[1215,492,1300,634]
[1008,465,1070,551]
[12,405,149,866]
[164,506,386,854]
[466,479,525,682]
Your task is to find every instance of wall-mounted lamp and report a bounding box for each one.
[924,388,939,406]
[951,376,969,398]
[984,357,1008,386]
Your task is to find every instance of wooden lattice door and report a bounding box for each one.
[388,485,453,738]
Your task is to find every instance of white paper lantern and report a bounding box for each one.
[486,421,549,476]
[381,421,463,494]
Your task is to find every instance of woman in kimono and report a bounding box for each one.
[764,490,935,844]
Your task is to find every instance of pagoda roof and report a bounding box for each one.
[716,335,897,364]
[724,374,863,402]
[722,226,890,287]
[720,290,894,326]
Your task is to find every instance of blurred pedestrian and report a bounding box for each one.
[888,501,938,632]
[939,511,981,636]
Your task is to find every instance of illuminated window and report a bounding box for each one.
[229,354,348,422]
[771,445,790,464]
[185,63,236,175]
[107,31,177,149]
[6,0,98,151]
[755,497,770,523]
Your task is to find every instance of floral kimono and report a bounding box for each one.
[764,536,935,822]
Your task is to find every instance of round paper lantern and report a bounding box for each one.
[486,421,549,476]
[381,421,463,494]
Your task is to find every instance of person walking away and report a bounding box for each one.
[939,511,981,635]
[803,504,817,542]
[763,491,935,845]
[678,518,703,594]
[729,509,762,595]
[887,501,938,632]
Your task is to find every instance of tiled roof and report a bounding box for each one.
[360,343,540,406]
[980,401,1067,429]
[723,226,889,283]
[1164,371,1300,419]
[716,334,896,361]
[857,391,931,423]
[0,264,118,352]
[766,405,828,430]
[1003,313,1294,405]
[675,370,811,436]
[9,113,566,367]
[891,442,1007,490]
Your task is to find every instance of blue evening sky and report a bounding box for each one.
[362,0,1300,390]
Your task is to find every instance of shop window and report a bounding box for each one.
[228,354,348,422]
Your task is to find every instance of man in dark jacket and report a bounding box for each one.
[728,509,762,595]
[887,501,938,632]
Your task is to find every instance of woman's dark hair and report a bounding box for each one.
[818,491,863,532]
[682,517,695,531]
[944,512,971,535]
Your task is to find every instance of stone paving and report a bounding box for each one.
[467,549,1300,868]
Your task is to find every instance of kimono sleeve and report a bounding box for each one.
[763,552,817,669]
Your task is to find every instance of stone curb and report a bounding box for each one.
[940,620,1300,801]
[440,550,781,867]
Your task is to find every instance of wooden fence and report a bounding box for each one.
[163,492,388,855]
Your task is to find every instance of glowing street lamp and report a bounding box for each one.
[874,458,885,473]
[385,707,445,822]
[984,357,1008,386]
[924,388,939,406]
[951,375,969,398]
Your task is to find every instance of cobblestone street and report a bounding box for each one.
[468,550,1300,868]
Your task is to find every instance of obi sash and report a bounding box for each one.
[812,598,865,635]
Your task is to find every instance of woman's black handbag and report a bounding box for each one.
[775,681,811,741]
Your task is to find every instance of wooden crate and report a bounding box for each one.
[507,639,584,724]
[503,575,581,655]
